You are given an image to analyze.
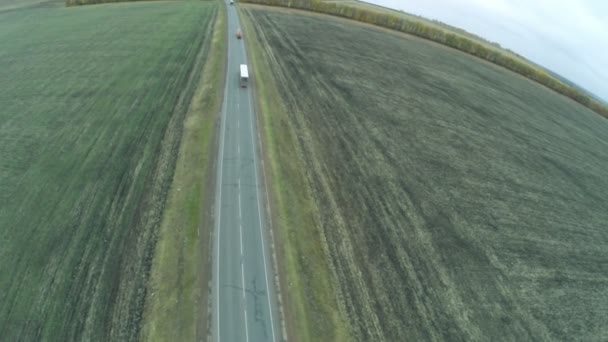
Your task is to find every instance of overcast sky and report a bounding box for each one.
[366,0,608,101]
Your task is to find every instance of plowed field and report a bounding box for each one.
[244,7,608,342]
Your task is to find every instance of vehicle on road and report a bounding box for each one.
[240,64,248,88]
[230,0,234,5]
[236,29,242,39]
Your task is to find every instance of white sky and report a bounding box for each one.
[365,0,608,101]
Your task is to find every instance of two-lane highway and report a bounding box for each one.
[212,2,282,341]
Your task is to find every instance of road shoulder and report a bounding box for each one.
[240,6,351,342]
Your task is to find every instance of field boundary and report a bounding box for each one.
[204,1,229,340]
[141,3,225,342]
[197,4,228,341]
[240,0,608,119]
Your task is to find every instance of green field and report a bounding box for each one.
[244,7,608,342]
[0,2,216,340]
[142,3,225,341]
[0,0,61,12]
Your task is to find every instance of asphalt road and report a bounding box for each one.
[211,2,282,342]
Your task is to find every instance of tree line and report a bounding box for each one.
[241,0,608,118]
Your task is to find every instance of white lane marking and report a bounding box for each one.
[235,7,279,341]
[238,179,242,219]
[238,177,249,342]
[234,24,250,342]
[215,94,226,339]
[241,261,249,342]
[215,53,228,342]
[216,1,233,341]
[245,70,278,342]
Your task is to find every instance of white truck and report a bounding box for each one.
[240,64,249,88]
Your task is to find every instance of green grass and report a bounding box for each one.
[0,0,61,12]
[243,7,608,341]
[0,2,216,340]
[141,3,225,342]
